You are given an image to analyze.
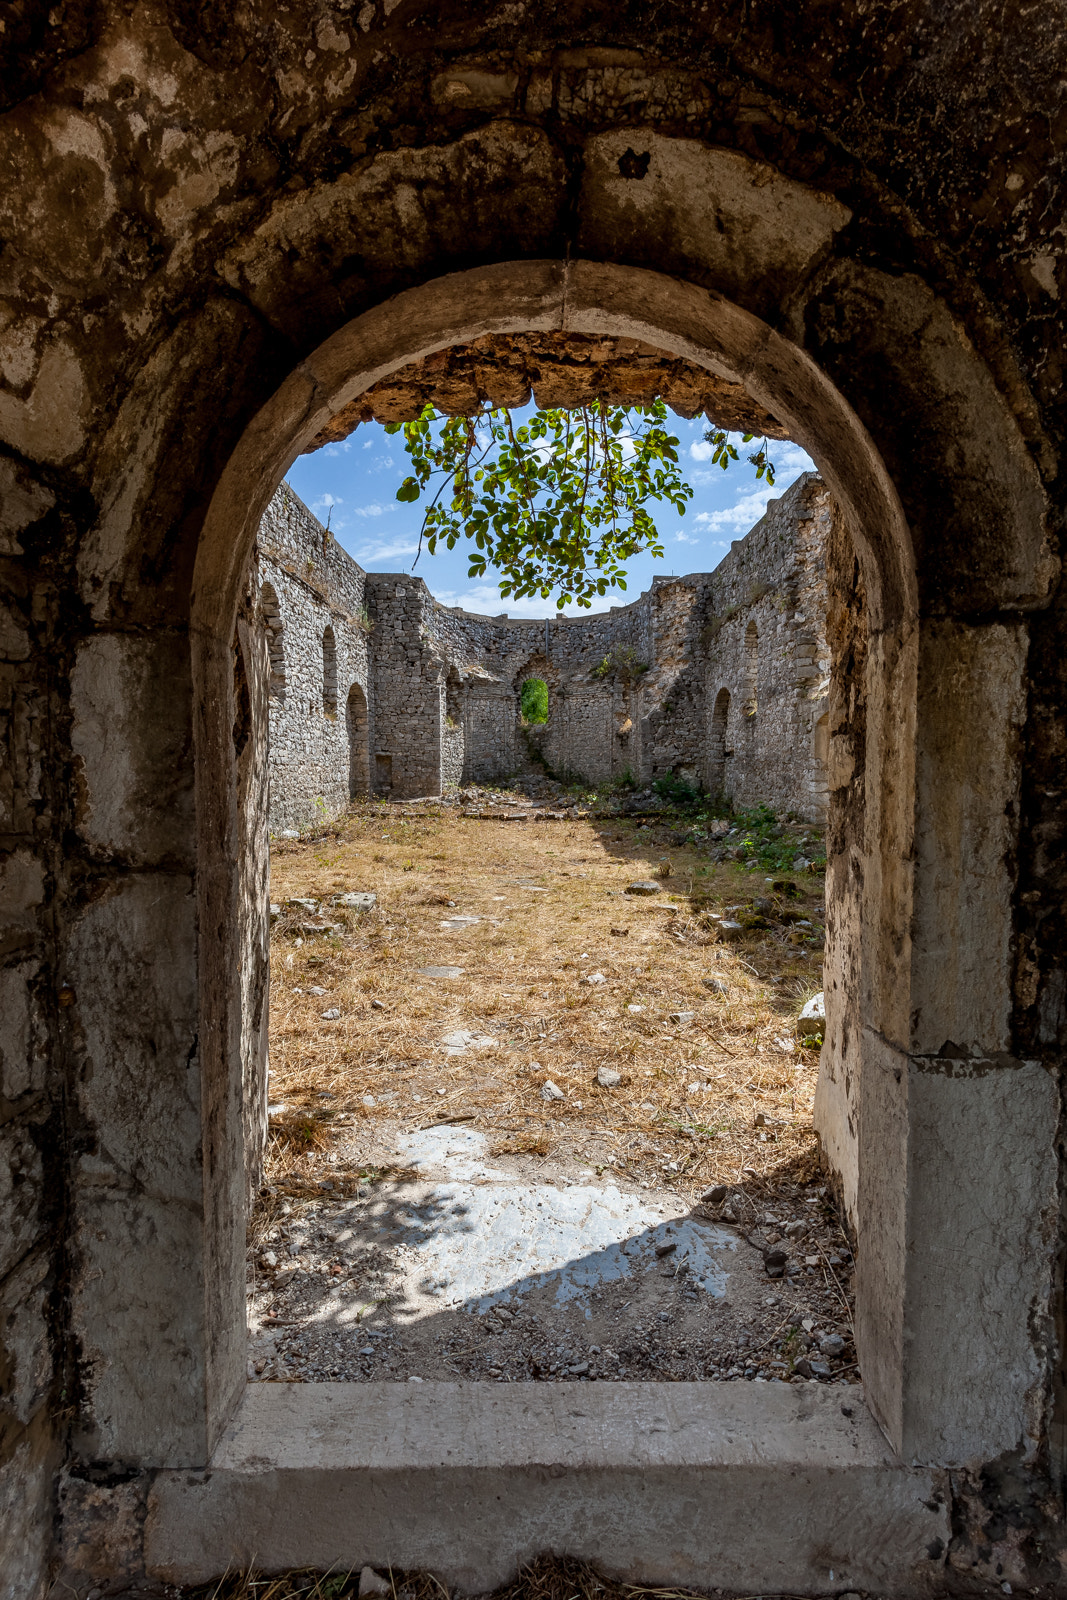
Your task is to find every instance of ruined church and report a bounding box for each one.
[253,468,833,829]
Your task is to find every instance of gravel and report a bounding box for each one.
[248,1151,857,1389]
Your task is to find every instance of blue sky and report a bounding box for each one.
[284,410,815,618]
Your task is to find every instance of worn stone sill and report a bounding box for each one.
[146,1381,947,1594]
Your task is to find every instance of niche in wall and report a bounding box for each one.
[323,626,338,718]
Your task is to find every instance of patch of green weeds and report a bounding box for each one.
[651,770,703,807]
[721,803,828,873]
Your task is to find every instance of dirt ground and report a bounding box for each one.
[182,1551,744,1600]
[249,783,855,1389]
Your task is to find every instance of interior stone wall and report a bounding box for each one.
[702,476,833,819]
[233,582,272,1202]
[254,488,373,830]
[259,476,831,820]
[812,504,870,1229]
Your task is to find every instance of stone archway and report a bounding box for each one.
[709,687,731,796]
[8,51,1059,1578]
[182,258,1052,1494]
[346,682,370,798]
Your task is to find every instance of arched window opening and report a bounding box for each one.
[445,669,463,730]
[346,682,370,797]
[813,711,830,767]
[520,676,548,724]
[232,634,252,763]
[322,625,337,718]
[743,620,758,716]
[441,669,465,787]
[709,687,731,794]
[260,582,285,701]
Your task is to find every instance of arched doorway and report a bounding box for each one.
[709,687,731,796]
[187,259,1047,1481]
[346,682,369,798]
[4,15,1062,1583]
[259,582,285,702]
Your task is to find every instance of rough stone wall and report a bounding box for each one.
[254,488,372,831]
[0,675,58,1595]
[362,574,447,799]
[813,508,869,1230]
[702,475,833,819]
[233,586,271,1202]
[310,330,788,445]
[260,474,831,822]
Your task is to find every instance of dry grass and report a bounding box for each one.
[262,797,827,1205]
[184,1550,807,1600]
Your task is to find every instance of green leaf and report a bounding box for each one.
[386,399,771,608]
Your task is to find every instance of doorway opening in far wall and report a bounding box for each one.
[346,682,369,797]
[260,582,286,702]
[743,621,758,717]
[709,686,730,793]
[520,677,549,724]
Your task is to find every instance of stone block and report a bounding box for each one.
[900,1054,1057,1466]
[578,133,852,321]
[910,619,1028,1057]
[146,1382,949,1595]
[70,633,195,865]
[67,874,200,1198]
[0,1410,58,1600]
[0,1247,51,1427]
[0,961,44,1101]
[71,1187,211,1465]
[858,1033,1059,1466]
[0,849,44,963]
[0,1122,44,1282]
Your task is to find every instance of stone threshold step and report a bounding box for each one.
[146,1381,947,1595]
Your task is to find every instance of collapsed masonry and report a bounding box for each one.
[253,471,833,830]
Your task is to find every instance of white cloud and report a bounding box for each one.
[693,488,776,535]
[773,441,816,473]
[354,536,421,563]
[363,437,374,449]
[674,530,700,544]
[430,582,590,619]
[311,492,341,512]
[689,439,714,461]
[353,502,389,518]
